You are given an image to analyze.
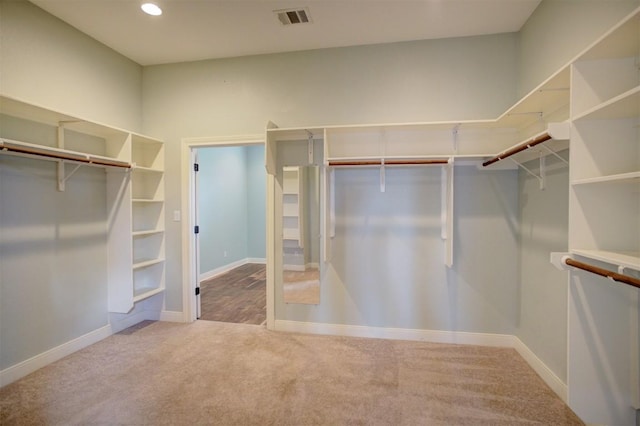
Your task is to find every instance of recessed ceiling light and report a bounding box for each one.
[141,3,162,16]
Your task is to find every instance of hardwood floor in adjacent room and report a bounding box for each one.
[199,263,266,325]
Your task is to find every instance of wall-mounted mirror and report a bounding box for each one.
[282,165,320,304]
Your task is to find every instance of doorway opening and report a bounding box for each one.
[181,136,267,325]
[195,144,267,324]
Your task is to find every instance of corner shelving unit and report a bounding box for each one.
[562,8,640,425]
[569,24,640,275]
[0,95,166,314]
[129,134,166,305]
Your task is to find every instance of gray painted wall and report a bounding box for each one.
[0,0,142,371]
[197,146,249,273]
[0,116,109,369]
[246,145,266,259]
[197,145,266,275]
[143,33,520,312]
[0,0,143,131]
[517,156,570,382]
[275,158,520,334]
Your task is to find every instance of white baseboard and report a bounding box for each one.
[0,324,112,387]
[0,307,183,388]
[199,257,267,282]
[159,310,186,322]
[274,320,514,346]
[274,320,566,402]
[109,310,150,334]
[512,337,567,402]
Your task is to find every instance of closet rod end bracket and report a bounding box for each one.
[550,252,571,271]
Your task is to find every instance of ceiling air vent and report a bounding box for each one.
[274,8,311,26]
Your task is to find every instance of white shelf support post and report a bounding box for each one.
[57,123,66,191]
[539,155,546,190]
[380,159,386,193]
[451,124,460,154]
[441,157,454,267]
[307,130,314,164]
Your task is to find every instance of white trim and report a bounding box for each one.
[0,325,112,387]
[512,337,568,402]
[0,309,189,388]
[273,320,567,402]
[199,258,248,282]
[199,257,268,282]
[159,310,186,322]
[274,320,514,346]
[109,310,150,334]
[181,135,265,323]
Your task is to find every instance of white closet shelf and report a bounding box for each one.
[132,165,164,174]
[132,229,165,237]
[0,137,131,169]
[131,133,163,145]
[482,122,570,167]
[133,286,165,303]
[571,249,640,271]
[573,85,640,121]
[133,258,166,269]
[283,229,300,240]
[326,154,459,161]
[132,198,164,203]
[572,171,640,186]
[1,96,130,141]
[267,69,569,143]
[494,67,570,130]
[328,157,452,167]
[268,67,569,176]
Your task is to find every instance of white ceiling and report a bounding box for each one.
[30,0,541,66]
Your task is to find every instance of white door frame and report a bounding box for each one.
[180,135,270,324]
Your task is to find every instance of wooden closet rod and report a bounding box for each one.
[564,258,640,289]
[483,133,552,167]
[0,140,131,169]
[329,159,449,167]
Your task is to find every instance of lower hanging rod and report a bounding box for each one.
[564,257,640,289]
[483,133,552,167]
[1,139,131,169]
[329,159,449,167]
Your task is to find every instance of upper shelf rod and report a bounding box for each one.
[482,133,552,167]
[565,257,640,289]
[329,159,450,167]
[0,138,131,169]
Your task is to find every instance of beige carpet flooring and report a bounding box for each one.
[0,320,583,425]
